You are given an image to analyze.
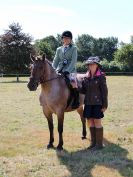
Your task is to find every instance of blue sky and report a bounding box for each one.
[0,0,133,43]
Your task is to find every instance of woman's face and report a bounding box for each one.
[62,37,71,46]
[87,63,98,71]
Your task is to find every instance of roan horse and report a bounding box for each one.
[27,54,87,150]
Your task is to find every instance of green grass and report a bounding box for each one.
[127,125,133,134]
[0,76,133,177]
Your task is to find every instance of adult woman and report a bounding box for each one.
[80,56,108,150]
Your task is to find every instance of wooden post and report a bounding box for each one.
[17,74,19,82]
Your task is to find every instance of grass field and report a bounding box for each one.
[0,76,133,177]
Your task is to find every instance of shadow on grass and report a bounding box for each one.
[56,139,133,177]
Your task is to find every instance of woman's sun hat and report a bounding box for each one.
[85,56,101,65]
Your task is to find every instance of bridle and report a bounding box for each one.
[40,74,62,84]
[31,59,63,84]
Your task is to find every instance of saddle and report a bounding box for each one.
[60,72,80,109]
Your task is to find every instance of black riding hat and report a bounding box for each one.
[61,31,73,39]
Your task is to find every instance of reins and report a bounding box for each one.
[40,75,63,84]
[39,60,63,84]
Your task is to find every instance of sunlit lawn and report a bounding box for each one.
[0,76,133,177]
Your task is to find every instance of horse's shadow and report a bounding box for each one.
[56,138,133,177]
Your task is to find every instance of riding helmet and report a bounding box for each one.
[61,31,73,39]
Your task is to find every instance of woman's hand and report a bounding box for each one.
[101,108,107,112]
[71,81,78,88]
[86,71,90,77]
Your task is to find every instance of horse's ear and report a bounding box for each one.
[42,53,46,61]
[30,54,35,62]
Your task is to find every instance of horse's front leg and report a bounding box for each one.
[43,107,54,149]
[77,106,87,139]
[57,112,64,150]
[47,116,54,149]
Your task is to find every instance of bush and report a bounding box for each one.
[100,59,123,72]
[100,58,110,72]
[77,58,132,73]
[76,61,86,73]
[114,44,133,72]
[108,60,121,72]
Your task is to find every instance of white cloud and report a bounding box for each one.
[0,4,76,18]
[0,2,131,43]
[0,3,78,40]
[27,5,76,17]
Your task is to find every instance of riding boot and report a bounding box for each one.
[92,127,104,150]
[71,88,80,109]
[87,127,96,149]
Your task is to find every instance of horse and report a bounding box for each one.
[27,54,87,150]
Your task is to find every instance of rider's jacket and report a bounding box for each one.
[52,44,77,73]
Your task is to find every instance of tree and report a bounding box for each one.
[34,40,54,60]
[0,22,33,74]
[56,34,62,47]
[75,35,118,62]
[97,37,118,61]
[114,44,133,71]
[75,34,96,61]
[34,35,61,60]
[131,36,133,44]
[41,35,59,51]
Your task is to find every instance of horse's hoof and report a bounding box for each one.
[56,146,63,151]
[47,144,54,149]
[81,136,87,140]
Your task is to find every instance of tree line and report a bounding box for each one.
[0,22,133,74]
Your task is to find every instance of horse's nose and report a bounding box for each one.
[27,79,38,91]
[27,82,32,91]
[27,83,37,91]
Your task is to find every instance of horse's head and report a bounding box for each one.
[27,54,46,91]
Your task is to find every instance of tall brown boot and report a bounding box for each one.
[94,127,104,150]
[87,127,96,149]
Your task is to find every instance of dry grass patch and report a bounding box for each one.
[91,165,122,177]
[0,76,133,177]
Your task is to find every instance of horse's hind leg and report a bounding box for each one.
[77,106,87,139]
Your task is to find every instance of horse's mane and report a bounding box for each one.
[45,58,57,74]
[35,56,56,73]
[45,59,52,66]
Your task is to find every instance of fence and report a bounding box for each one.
[0,74,30,83]
[0,72,133,83]
[1,72,133,77]
[105,72,133,75]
